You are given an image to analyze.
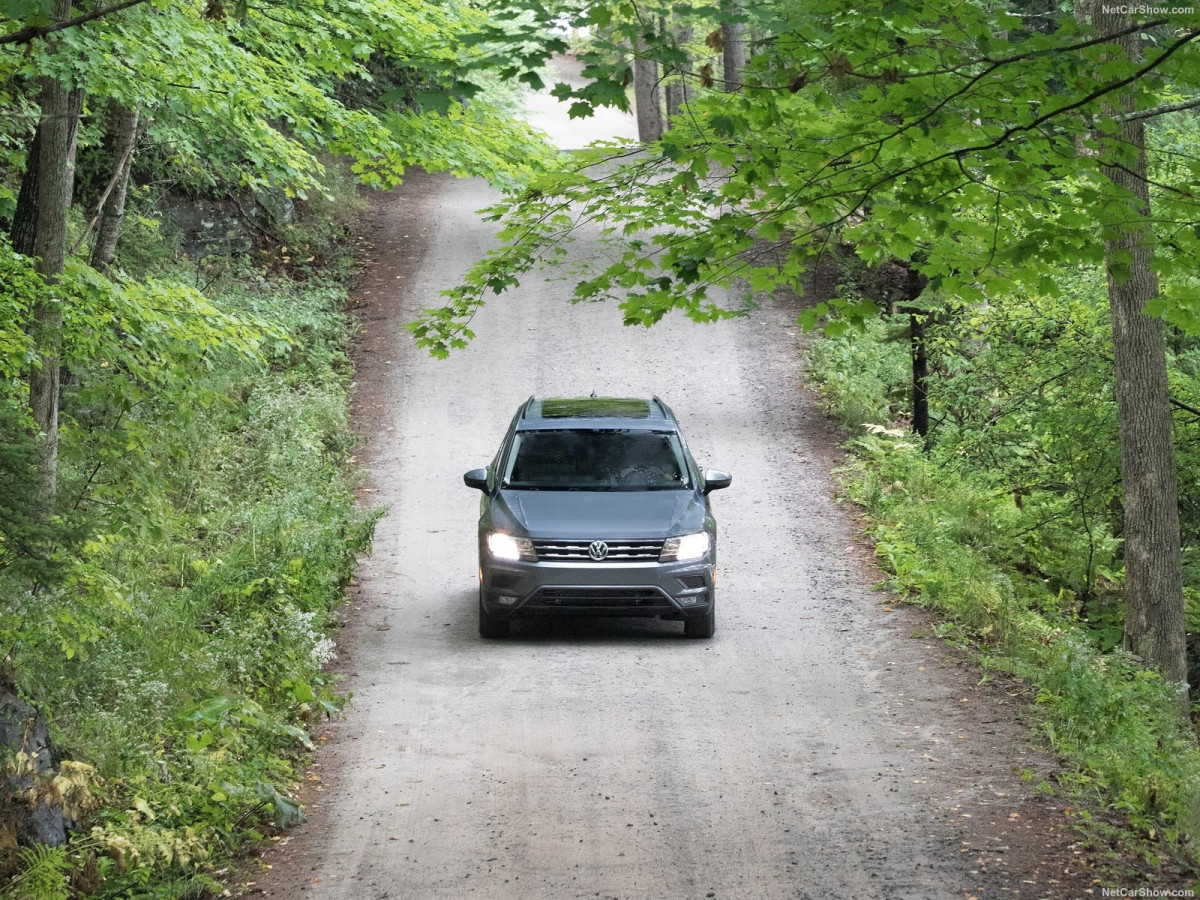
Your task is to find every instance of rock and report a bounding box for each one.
[0,677,66,847]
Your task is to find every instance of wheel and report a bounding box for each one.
[479,592,510,639]
[684,599,715,639]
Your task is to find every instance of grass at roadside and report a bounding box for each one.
[807,318,1200,875]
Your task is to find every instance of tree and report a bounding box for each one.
[721,14,745,91]
[1086,3,1188,699]
[664,17,693,125]
[633,24,663,141]
[23,0,77,506]
[1,0,554,502]
[413,0,1200,695]
[87,103,140,273]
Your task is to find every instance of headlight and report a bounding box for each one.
[660,532,709,562]
[487,532,536,562]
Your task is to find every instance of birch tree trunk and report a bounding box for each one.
[91,104,140,272]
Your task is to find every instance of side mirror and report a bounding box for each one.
[703,469,732,494]
[463,468,488,491]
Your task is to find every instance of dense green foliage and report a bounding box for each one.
[807,267,1200,854]
[0,0,550,208]
[0,170,381,895]
[413,0,1200,349]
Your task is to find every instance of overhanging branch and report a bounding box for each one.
[1117,94,1200,123]
[0,0,149,46]
[1171,397,1200,419]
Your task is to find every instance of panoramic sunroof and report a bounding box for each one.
[537,397,652,419]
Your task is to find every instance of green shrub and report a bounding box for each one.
[807,316,910,429]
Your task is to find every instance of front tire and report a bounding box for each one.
[479,592,510,639]
[684,598,715,639]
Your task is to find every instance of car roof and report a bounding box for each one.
[515,396,678,432]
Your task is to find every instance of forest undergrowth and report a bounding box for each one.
[807,289,1200,876]
[1,165,380,900]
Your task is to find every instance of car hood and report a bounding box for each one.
[491,489,704,539]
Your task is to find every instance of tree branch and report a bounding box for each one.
[0,0,149,46]
[1170,397,1200,419]
[1116,94,1200,123]
[847,27,1200,214]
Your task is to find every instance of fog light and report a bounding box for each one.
[678,595,700,607]
[496,595,519,606]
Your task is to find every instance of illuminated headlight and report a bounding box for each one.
[660,532,710,563]
[487,533,536,562]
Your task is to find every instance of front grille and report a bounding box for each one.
[532,586,668,607]
[532,539,665,562]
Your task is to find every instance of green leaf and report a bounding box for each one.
[519,71,545,91]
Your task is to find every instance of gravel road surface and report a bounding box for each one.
[243,68,1102,900]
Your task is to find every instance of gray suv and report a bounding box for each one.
[463,397,731,639]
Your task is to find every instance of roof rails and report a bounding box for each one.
[650,396,673,421]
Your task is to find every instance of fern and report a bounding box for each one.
[3,844,71,900]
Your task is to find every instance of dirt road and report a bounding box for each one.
[246,74,1098,900]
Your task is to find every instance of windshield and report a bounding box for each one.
[501,429,692,491]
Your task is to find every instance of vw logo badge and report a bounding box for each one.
[588,540,609,560]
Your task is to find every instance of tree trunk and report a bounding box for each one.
[664,21,693,127]
[722,17,746,92]
[27,0,76,508]
[897,264,930,443]
[11,87,82,258]
[909,312,929,441]
[633,29,663,143]
[63,87,83,208]
[91,104,140,272]
[1091,6,1188,703]
[10,127,41,256]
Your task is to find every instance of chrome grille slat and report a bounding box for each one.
[532,539,664,561]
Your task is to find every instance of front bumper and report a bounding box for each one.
[479,556,714,621]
